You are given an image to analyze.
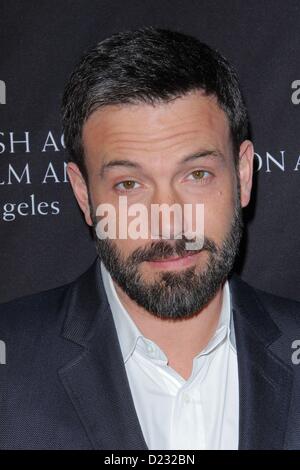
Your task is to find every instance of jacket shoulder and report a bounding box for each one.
[0,257,101,344]
[0,278,76,336]
[254,285,300,332]
[232,273,300,332]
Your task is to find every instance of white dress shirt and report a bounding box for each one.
[100,261,239,450]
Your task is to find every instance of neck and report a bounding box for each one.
[113,280,225,380]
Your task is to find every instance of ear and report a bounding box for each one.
[67,162,93,226]
[238,140,254,208]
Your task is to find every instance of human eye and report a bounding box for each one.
[114,180,141,192]
[186,169,212,183]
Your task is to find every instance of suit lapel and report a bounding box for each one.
[58,257,148,450]
[229,274,293,449]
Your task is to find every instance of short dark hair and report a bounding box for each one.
[62,26,249,182]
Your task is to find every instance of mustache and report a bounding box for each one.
[128,236,218,264]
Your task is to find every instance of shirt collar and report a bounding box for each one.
[100,260,236,364]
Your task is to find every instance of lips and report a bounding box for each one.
[151,253,194,262]
[146,250,201,270]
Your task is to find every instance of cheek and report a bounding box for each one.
[203,189,235,245]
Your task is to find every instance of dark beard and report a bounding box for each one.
[89,194,243,320]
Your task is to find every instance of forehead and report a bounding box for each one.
[82,90,231,163]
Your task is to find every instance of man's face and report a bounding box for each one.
[68,90,253,319]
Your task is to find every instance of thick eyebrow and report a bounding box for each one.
[179,149,225,164]
[99,159,142,178]
[99,149,224,178]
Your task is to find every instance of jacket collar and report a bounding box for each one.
[59,257,293,449]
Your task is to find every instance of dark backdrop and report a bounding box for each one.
[1,0,299,303]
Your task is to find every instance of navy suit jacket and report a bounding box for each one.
[1,256,300,449]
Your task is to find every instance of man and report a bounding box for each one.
[1,26,300,450]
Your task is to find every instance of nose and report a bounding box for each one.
[149,187,185,241]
